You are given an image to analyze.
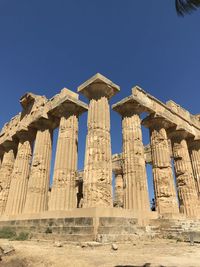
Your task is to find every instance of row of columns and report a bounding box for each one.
[0,73,199,220]
[0,109,82,217]
[113,104,200,218]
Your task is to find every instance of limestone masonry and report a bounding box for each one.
[0,73,200,242]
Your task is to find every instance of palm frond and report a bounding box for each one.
[176,0,200,16]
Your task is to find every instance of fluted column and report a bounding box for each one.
[189,140,200,196]
[5,135,33,216]
[113,169,124,208]
[23,124,53,214]
[122,112,150,212]
[84,97,113,207]
[0,144,16,215]
[144,117,179,214]
[170,131,199,217]
[78,73,120,207]
[49,113,78,210]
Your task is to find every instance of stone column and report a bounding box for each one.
[77,73,120,207]
[113,169,124,208]
[170,130,199,217]
[122,112,150,212]
[0,144,16,215]
[112,100,150,213]
[49,113,78,210]
[23,123,53,214]
[143,117,179,215]
[189,140,200,196]
[5,134,34,216]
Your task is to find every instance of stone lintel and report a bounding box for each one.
[131,86,200,138]
[60,88,79,100]
[112,96,145,116]
[77,73,120,100]
[20,92,46,110]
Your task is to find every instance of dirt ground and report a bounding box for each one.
[0,238,200,267]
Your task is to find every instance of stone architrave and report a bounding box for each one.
[0,144,16,215]
[77,73,120,207]
[112,101,150,213]
[170,130,199,217]
[49,113,78,210]
[23,123,53,214]
[143,116,179,215]
[5,134,33,216]
[189,140,200,196]
[113,168,124,208]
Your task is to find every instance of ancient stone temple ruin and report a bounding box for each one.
[0,73,200,242]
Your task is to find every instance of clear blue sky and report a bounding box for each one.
[0,0,200,201]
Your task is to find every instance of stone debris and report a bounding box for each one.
[80,242,102,248]
[111,243,118,250]
[54,241,63,247]
[0,244,15,256]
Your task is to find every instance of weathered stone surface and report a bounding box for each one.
[143,116,179,215]
[0,88,87,148]
[113,169,124,208]
[0,244,15,255]
[169,131,199,217]
[49,114,78,210]
[189,140,200,195]
[5,136,33,216]
[112,102,150,214]
[78,74,120,208]
[122,113,149,212]
[0,144,16,215]
[23,125,53,214]
[1,74,200,237]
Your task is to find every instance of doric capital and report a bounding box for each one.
[187,139,200,150]
[142,114,173,130]
[77,73,120,100]
[2,139,18,152]
[49,98,88,119]
[112,97,144,117]
[16,126,36,142]
[30,116,57,131]
[167,128,189,142]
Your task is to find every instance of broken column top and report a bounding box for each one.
[77,73,120,100]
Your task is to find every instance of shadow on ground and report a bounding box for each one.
[0,258,28,267]
[115,264,166,267]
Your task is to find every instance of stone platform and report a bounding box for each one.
[149,218,200,243]
[0,208,200,243]
[0,208,149,242]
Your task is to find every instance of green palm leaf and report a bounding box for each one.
[176,0,200,16]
